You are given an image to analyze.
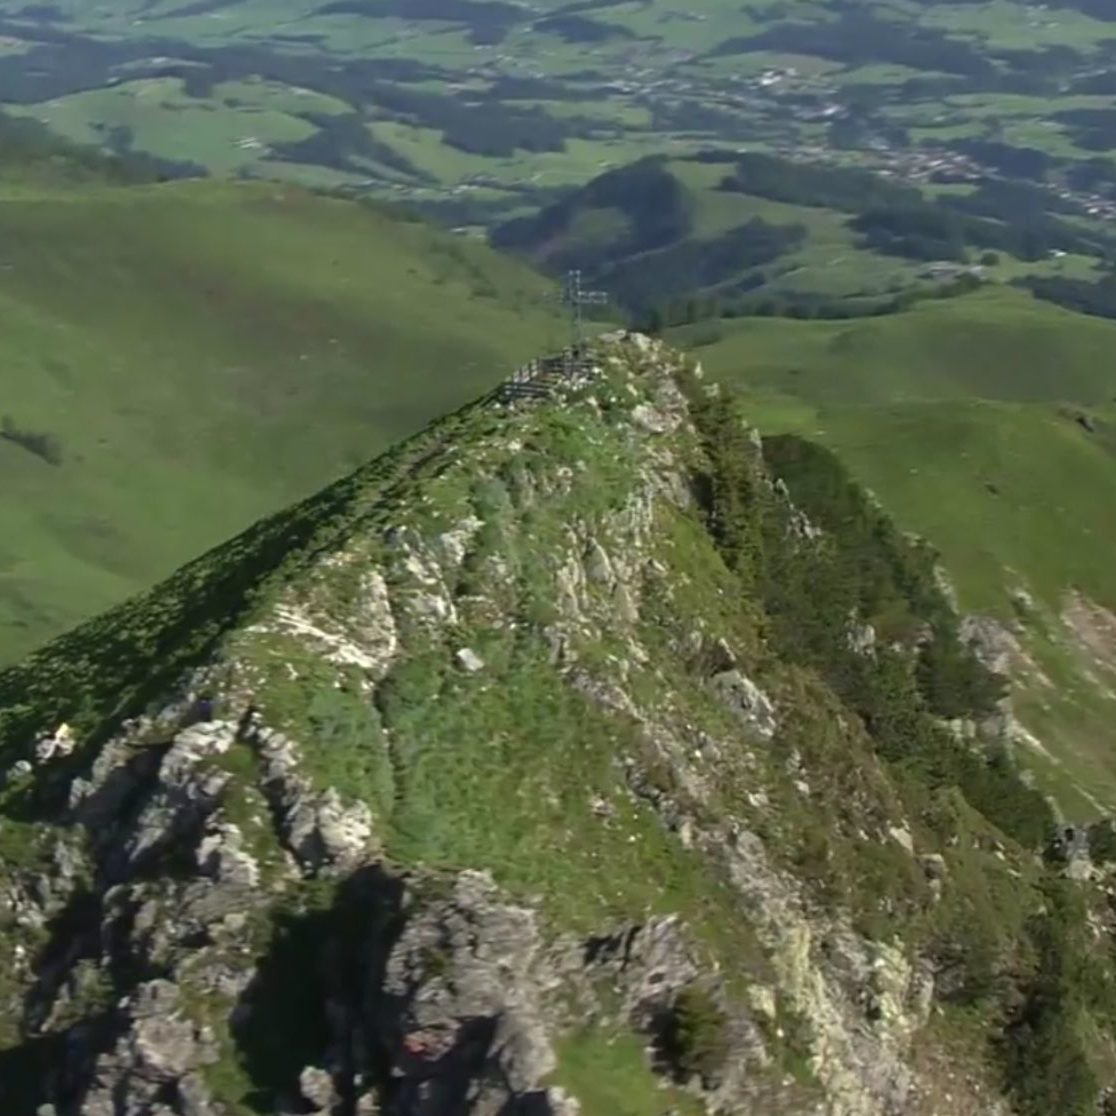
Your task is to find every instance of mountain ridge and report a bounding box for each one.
[2,333,1114,1115]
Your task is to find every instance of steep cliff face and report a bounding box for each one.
[1,335,1114,1116]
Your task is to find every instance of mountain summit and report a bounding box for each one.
[1,335,1113,1116]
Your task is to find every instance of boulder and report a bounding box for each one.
[299,1065,339,1112]
[455,647,486,673]
[710,670,777,739]
[631,403,679,435]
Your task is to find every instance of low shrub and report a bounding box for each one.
[0,415,63,466]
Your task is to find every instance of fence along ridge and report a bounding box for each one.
[497,347,600,405]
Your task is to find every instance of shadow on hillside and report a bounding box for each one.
[0,1026,92,1114]
[232,864,407,1113]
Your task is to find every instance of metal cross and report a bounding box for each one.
[562,269,608,352]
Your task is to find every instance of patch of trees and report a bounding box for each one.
[1003,880,1116,1115]
[398,192,540,229]
[655,986,730,1085]
[92,122,207,180]
[1064,155,1116,195]
[487,75,599,102]
[943,178,1084,221]
[0,110,200,185]
[1023,273,1116,321]
[601,219,805,312]
[272,31,329,44]
[551,0,629,14]
[719,151,919,212]
[636,272,983,332]
[710,9,1082,93]
[159,0,231,17]
[491,156,692,269]
[131,45,444,117]
[267,112,435,183]
[851,204,968,262]
[1070,67,1116,95]
[316,0,524,44]
[192,46,444,98]
[851,196,1101,263]
[362,82,572,156]
[991,44,1085,91]
[709,13,996,78]
[951,139,1053,181]
[0,416,63,466]
[533,14,634,42]
[681,391,1047,852]
[649,99,754,138]
[892,74,973,102]
[1087,818,1116,863]
[1042,0,1116,20]
[0,25,166,104]
[683,148,744,166]
[0,27,453,127]
[13,2,65,19]
[1052,107,1116,153]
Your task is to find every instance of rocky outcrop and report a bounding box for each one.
[77,980,220,1116]
[246,716,377,873]
[371,870,559,1115]
[710,669,778,740]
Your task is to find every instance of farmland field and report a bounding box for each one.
[1,0,1115,228]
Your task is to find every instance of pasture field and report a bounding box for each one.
[0,0,1114,226]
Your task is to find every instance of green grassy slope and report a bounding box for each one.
[694,285,1116,405]
[772,399,1116,815]
[688,287,1116,814]
[0,176,564,661]
[776,400,1116,613]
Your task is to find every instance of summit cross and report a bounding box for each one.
[562,269,608,352]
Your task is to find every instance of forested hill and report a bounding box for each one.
[492,152,1116,326]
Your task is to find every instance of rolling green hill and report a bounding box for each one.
[690,285,1116,404]
[0,173,565,661]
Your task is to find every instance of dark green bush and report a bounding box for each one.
[660,986,730,1082]
[0,415,63,466]
[1003,880,1116,1115]
[681,399,1052,850]
[1088,819,1116,864]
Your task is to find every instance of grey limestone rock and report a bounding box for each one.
[455,647,485,673]
[371,870,557,1113]
[76,980,220,1115]
[631,402,678,435]
[710,669,778,739]
[299,1065,340,1111]
[195,820,260,888]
